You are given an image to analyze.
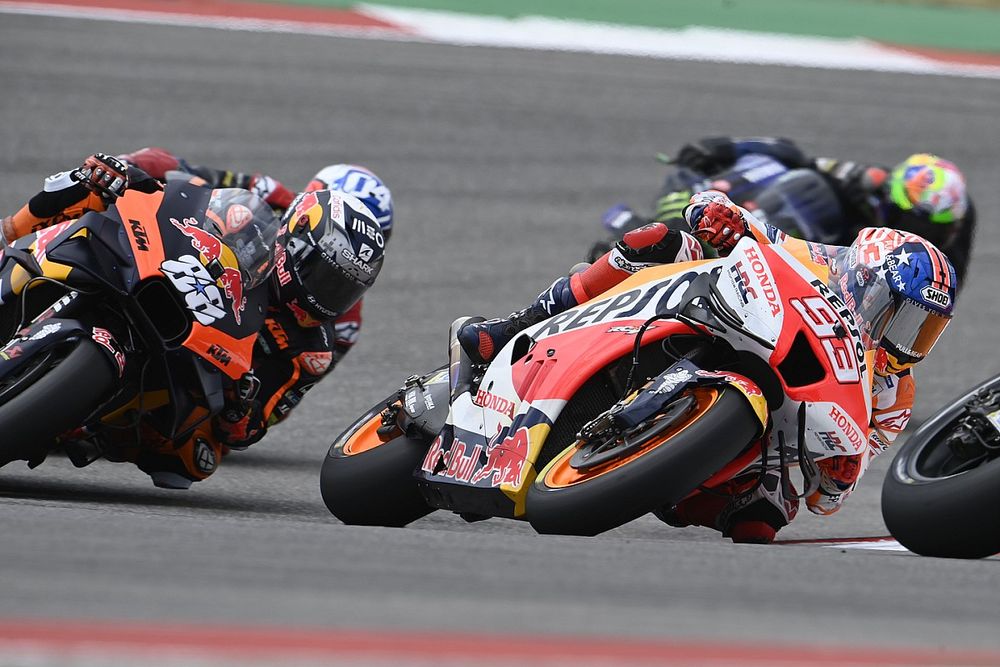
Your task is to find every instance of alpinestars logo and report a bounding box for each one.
[194,439,217,474]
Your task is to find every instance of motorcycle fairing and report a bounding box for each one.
[421,236,876,518]
[4,185,267,380]
[0,318,123,381]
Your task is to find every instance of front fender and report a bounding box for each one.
[0,318,125,381]
[613,358,769,435]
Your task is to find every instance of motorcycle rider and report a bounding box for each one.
[594,137,973,284]
[1,152,390,489]
[460,190,957,543]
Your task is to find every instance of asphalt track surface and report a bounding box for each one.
[1,13,1000,662]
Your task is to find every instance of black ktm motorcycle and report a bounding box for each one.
[0,182,279,478]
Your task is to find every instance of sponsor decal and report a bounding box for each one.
[875,408,911,432]
[340,246,375,275]
[470,427,530,487]
[808,280,868,380]
[286,299,320,327]
[473,389,516,419]
[828,404,865,452]
[171,219,246,324]
[349,214,385,249]
[920,285,950,308]
[606,325,654,335]
[225,204,254,232]
[815,430,848,453]
[650,368,693,395]
[265,319,290,350]
[534,270,701,338]
[194,439,217,474]
[742,246,781,317]
[32,221,75,263]
[206,343,232,366]
[128,218,149,252]
[728,260,757,305]
[92,326,126,376]
[28,322,62,341]
[299,351,333,376]
[695,369,762,397]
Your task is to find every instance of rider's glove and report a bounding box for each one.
[215,372,265,449]
[683,190,750,255]
[71,153,129,201]
[247,174,295,212]
[674,138,735,173]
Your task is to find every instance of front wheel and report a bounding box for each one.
[527,387,759,536]
[882,375,1000,559]
[320,395,435,527]
[0,340,117,467]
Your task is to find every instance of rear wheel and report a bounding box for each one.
[0,340,117,466]
[527,387,759,536]
[320,396,435,527]
[882,376,1000,559]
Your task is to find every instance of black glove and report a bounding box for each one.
[71,153,129,201]
[815,158,884,220]
[674,138,735,173]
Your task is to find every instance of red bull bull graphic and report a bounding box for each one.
[470,427,530,487]
[421,426,531,488]
[171,217,247,325]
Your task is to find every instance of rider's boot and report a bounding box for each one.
[458,276,578,364]
[137,432,222,490]
[655,469,799,544]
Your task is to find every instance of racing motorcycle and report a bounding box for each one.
[589,154,845,261]
[882,375,1000,559]
[0,181,279,478]
[321,234,877,536]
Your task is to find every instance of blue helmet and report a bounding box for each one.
[837,231,957,376]
[306,164,394,242]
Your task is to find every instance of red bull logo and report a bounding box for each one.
[218,267,245,325]
[172,217,246,325]
[290,191,324,232]
[470,427,530,487]
[172,217,223,261]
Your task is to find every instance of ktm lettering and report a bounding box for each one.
[129,219,149,252]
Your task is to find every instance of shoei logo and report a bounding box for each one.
[921,285,950,309]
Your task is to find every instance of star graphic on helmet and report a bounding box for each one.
[896,248,912,266]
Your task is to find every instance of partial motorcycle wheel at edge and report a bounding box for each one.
[527,387,760,536]
[882,376,1000,559]
[320,395,435,527]
[0,339,117,467]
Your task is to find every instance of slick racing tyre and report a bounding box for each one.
[320,395,434,527]
[882,375,1000,559]
[527,387,759,536]
[0,340,116,467]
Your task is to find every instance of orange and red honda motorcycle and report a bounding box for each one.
[0,182,280,477]
[322,234,880,536]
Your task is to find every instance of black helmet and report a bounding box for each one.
[276,189,385,324]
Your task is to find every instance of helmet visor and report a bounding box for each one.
[883,298,951,364]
